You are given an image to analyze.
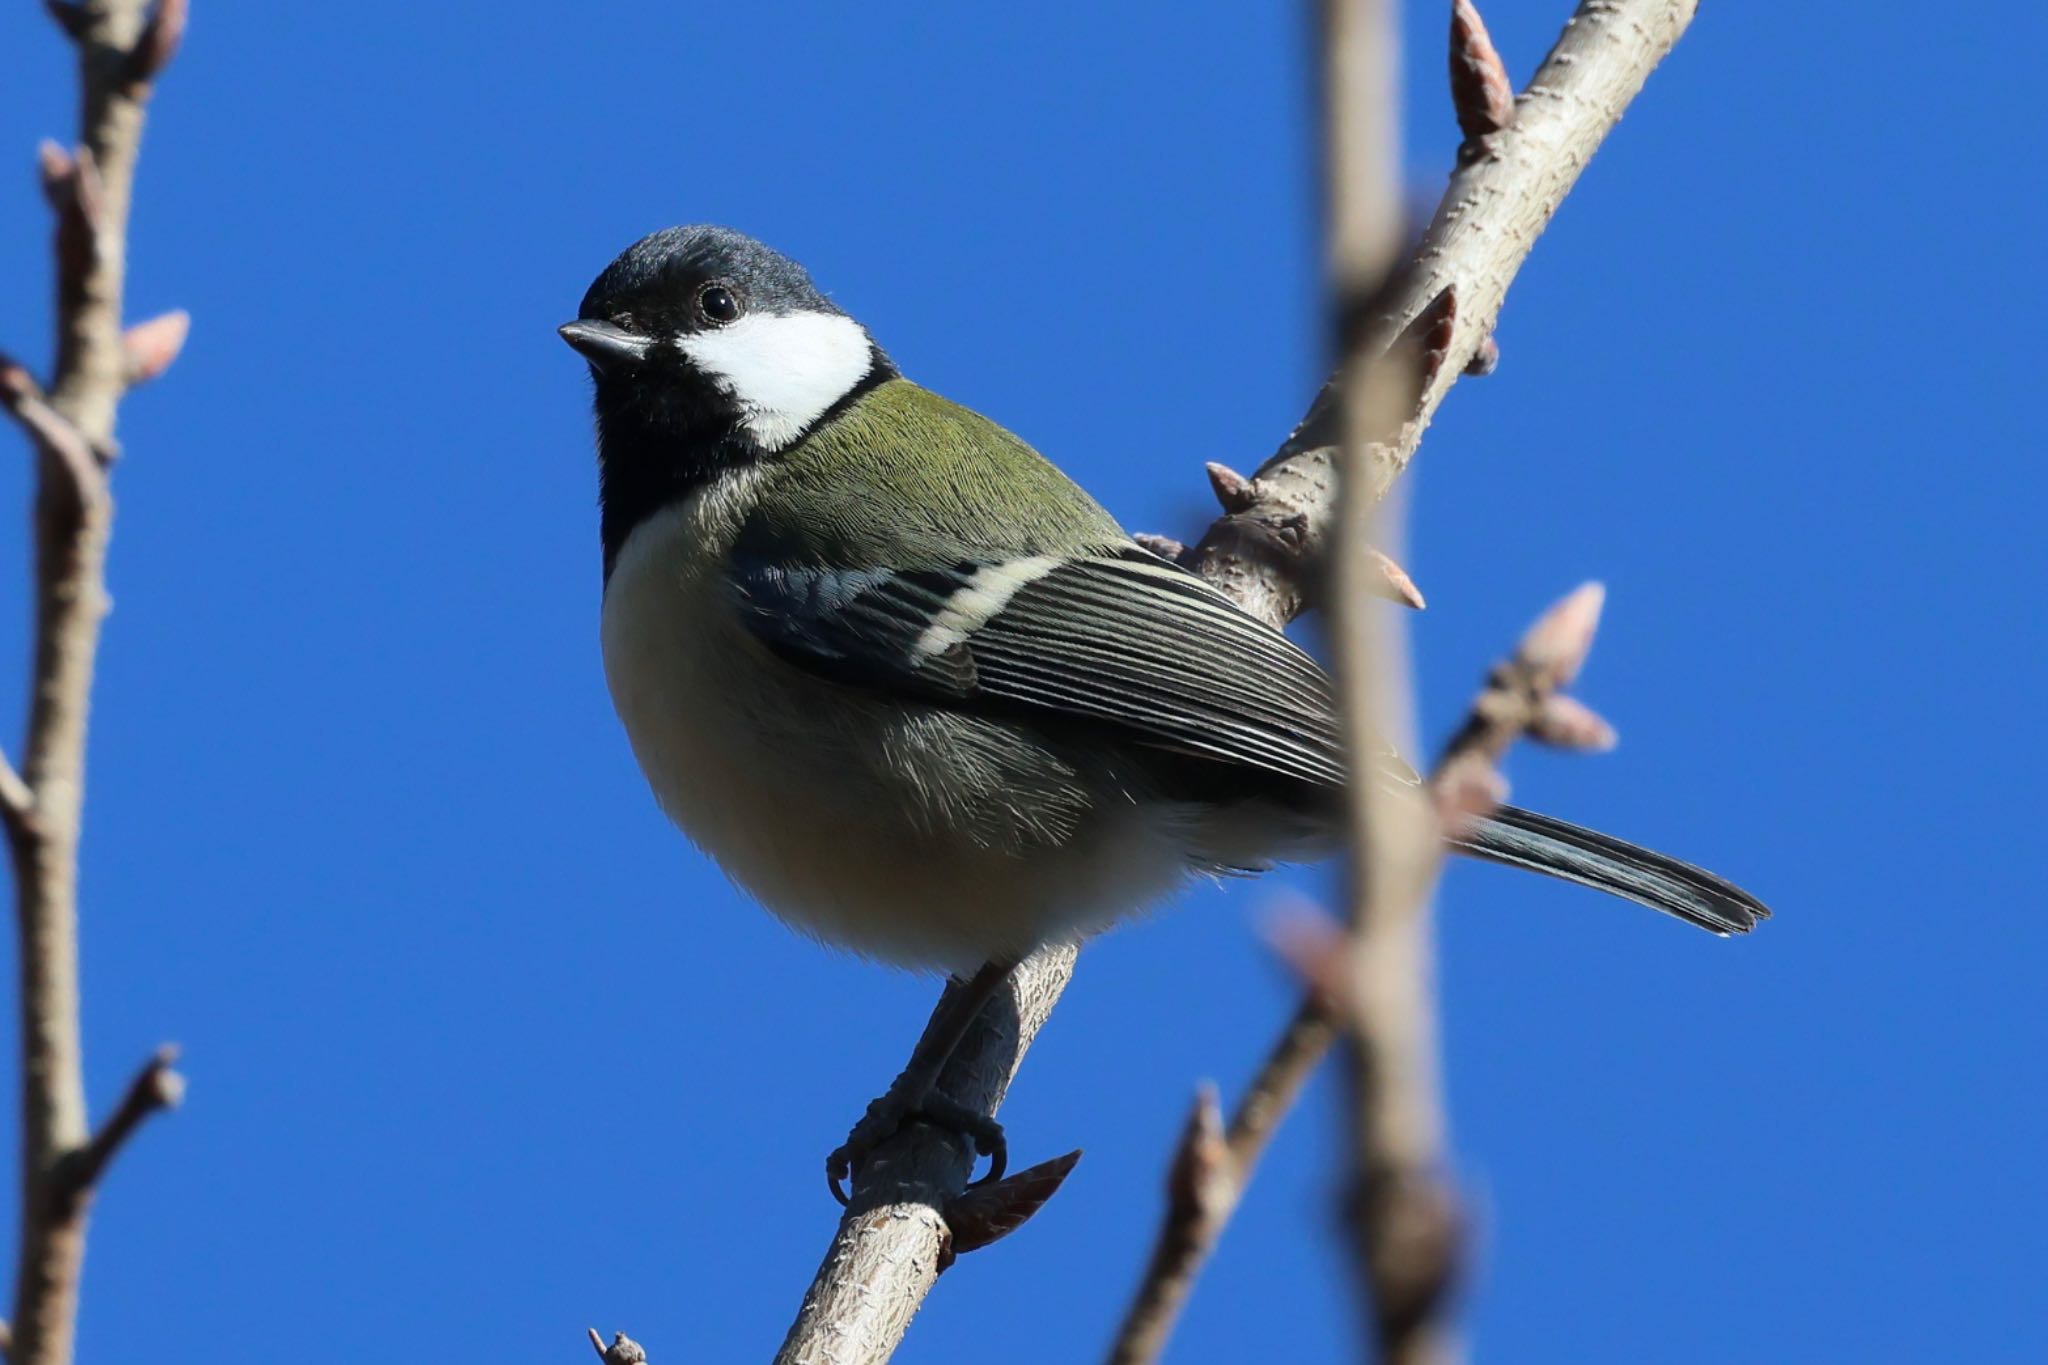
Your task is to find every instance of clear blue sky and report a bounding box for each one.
[3,3,2042,1361]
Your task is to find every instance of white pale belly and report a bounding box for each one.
[599,498,1196,972]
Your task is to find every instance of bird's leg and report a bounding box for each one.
[827,957,1018,1204]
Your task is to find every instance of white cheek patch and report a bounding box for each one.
[678,311,873,448]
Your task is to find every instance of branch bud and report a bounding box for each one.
[586,1329,647,1364]
[1464,334,1500,376]
[1205,462,1258,513]
[1529,693,1618,752]
[123,310,190,385]
[1366,547,1426,610]
[1133,532,1188,563]
[1450,0,1516,148]
[1515,581,1605,689]
[1414,287,1458,391]
[1167,1083,1233,1220]
[43,0,89,40]
[943,1149,1083,1262]
[1432,749,1508,832]
[124,0,189,89]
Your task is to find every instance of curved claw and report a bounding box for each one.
[918,1096,1007,1188]
[823,1093,1009,1204]
[826,1089,915,1206]
[969,1134,1008,1189]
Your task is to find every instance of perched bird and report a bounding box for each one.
[561,225,1768,1200]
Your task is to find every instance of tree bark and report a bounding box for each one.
[2,3,189,1361]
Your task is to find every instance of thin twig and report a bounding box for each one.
[6,2,186,1362]
[1106,997,1337,1364]
[56,1046,185,1205]
[1432,583,1614,829]
[1109,582,1621,1364]
[1,359,106,509]
[777,1,1701,1358]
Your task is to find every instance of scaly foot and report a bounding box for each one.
[826,1086,1008,1204]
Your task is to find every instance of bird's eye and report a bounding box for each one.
[699,285,740,325]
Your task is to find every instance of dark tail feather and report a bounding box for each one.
[1449,804,1770,936]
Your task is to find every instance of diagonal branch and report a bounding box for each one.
[772,946,1076,1364]
[1183,0,1703,625]
[772,2,1700,1360]
[1106,996,1338,1365]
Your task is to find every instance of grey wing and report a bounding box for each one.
[730,545,1417,794]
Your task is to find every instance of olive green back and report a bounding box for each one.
[746,379,1128,567]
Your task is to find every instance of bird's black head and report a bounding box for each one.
[562,225,896,573]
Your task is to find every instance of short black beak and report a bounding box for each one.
[558,320,653,371]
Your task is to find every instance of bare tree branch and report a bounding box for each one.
[1109,579,1622,1364]
[772,946,1075,1364]
[6,3,187,1362]
[1315,0,1470,1353]
[770,1,1700,1359]
[1180,0,1703,625]
[1106,998,1338,1364]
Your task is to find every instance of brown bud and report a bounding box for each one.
[43,144,104,294]
[1516,581,1605,688]
[124,0,189,88]
[1367,547,1426,610]
[943,1149,1083,1260]
[1263,898,1354,1016]
[1133,532,1187,563]
[1414,287,1458,390]
[1432,750,1509,832]
[1465,335,1500,376]
[37,140,75,203]
[1167,1083,1232,1219]
[1450,0,1516,147]
[1205,461,1258,513]
[1530,694,1618,752]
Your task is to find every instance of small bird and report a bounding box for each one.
[562,225,1768,1200]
